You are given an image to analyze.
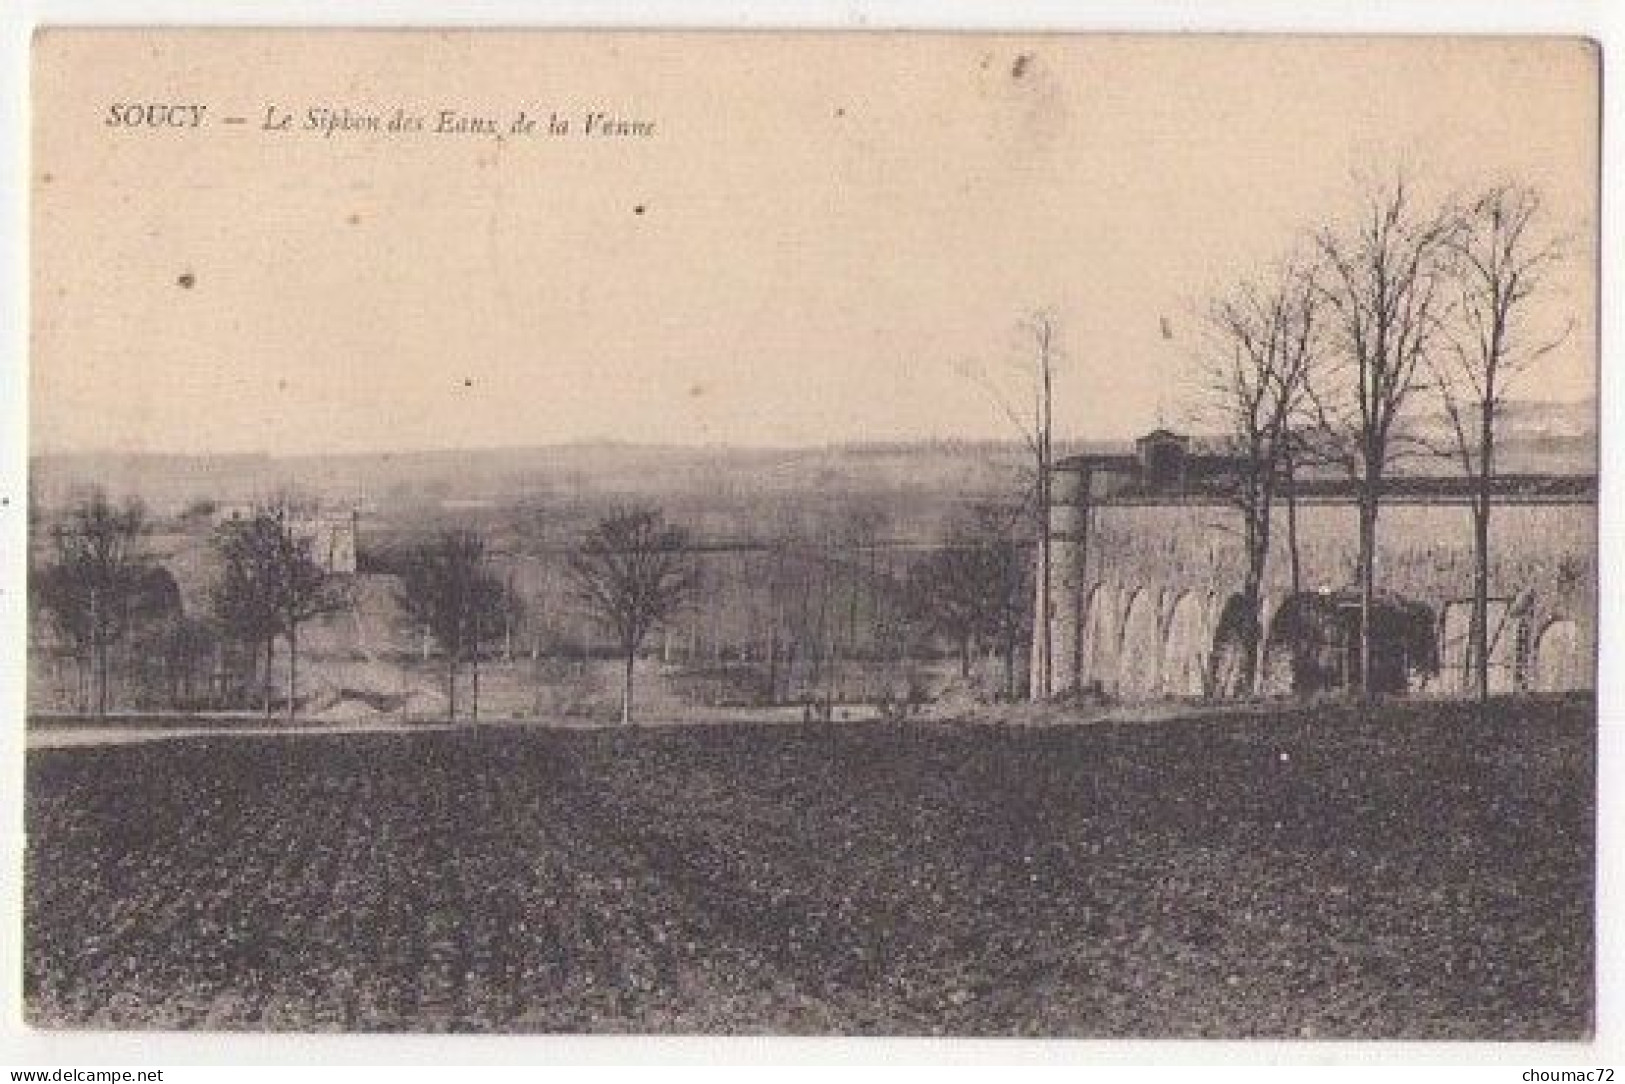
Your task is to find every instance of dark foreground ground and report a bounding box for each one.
[24,696,1593,1037]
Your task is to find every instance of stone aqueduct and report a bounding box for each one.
[1034,431,1597,702]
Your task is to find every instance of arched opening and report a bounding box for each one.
[134,566,183,620]
[1260,590,1437,697]
[1436,601,1469,695]
[1531,618,1584,692]
[1161,591,1210,698]
[1513,616,1534,691]
[1437,598,1525,695]
[1116,588,1162,699]
[1080,583,1120,694]
[1485,604,1524,694]
[1208,592,1264,698]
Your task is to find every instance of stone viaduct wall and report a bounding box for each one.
[1037,467,1596,701]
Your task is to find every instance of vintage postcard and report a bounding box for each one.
[22,29,1599,1040]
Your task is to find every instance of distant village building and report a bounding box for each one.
[1037,429,1596,701]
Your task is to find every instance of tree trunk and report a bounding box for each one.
[286,624,298,720]
[446,657,457,722]
[827,603,843,714]
[822,631,837,721]
[1285,450,1302,598]
[263,636,274,718]
[621,649,635,725]
[1357,490,1379,700]
[1233,478,1271,699]
[1073,488,1090,695]
[1002,622,1017,701]
[1471,500,1490,704]
[1473,398,1495,706]
[766,631,780,706]
[845,561,861,704]
[89,589,106,717]
[95,638,109,717]
[1036,465,1052,701]
[1237,580,1263,699]
[1037,335,1054,702]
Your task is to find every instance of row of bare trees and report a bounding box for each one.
[32,494,702,722]
[549,506,1028,721]
[1197,176,1569,701]
[369,508,986,725]
[31,493,348,716]
[32,490,1033,723]
[307,507,699,725]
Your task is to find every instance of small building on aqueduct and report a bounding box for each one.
[1036,429,1596,701]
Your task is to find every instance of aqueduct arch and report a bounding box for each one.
[1161,591,1211,698]
[1079,583,1121,693]
[1116,588,1162,698]
[1531,618,1584,692]
[1436,598,1525,695]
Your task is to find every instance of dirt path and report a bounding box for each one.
[25,707,835,750]
[26,721,456,750]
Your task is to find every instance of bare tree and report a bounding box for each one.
[396,529,505,722]
[960,311,1060,700]
[903,505,1031,694]
[1432,184,1568,703]
[1310,177,1458,697]
[158,614,217,710]
[759,505,821,708]
[1197,262,1320,695]
[35,489,152,716]
[466,572,523,721]
[213,513,285,714]
[903,549,983,680]
[568,508,699,724]
[1031,316,1057,702]
[214,504,348,718]
[272,517,350,720]
[831,501,887,712]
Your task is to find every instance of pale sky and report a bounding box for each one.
[31,31,1599,454]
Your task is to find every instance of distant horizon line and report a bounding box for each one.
[28,431,1155,462]
[28,391,1599,463]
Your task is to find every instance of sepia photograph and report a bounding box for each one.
[18,27,1601,1044]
